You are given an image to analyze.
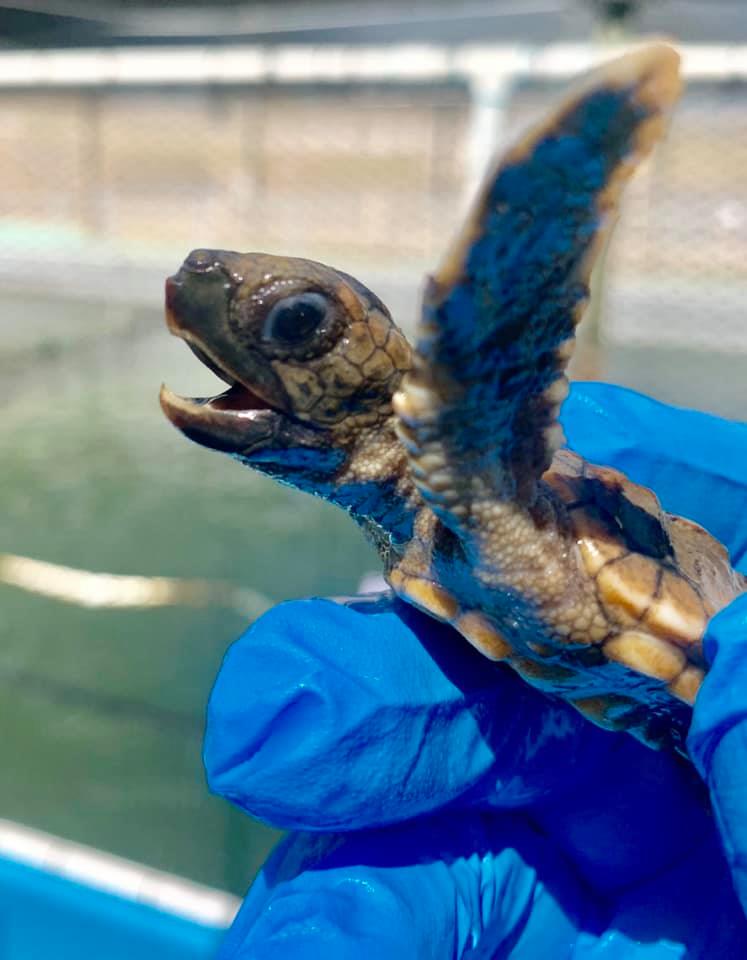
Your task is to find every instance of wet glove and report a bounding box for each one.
[204,382,747,959]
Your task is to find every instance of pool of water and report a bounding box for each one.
[1,292,378,895]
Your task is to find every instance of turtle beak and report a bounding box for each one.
[161,251,321,458]
[163,250,289,412]
[165,256,231,348]
[164,256,235,367]
[159,380,342,473]
[159,383,279,454]
[161,253,281,454]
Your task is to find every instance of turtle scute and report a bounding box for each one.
[545,450,715,704]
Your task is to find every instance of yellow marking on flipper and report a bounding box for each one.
[413,451,445,474]
[527,641,556,657]
[400,577,459,621]
[423,470,454,493]
[510,656,577,685]
[392,382,437,421]
[387,568,405,592]
[456,612,512,660]
[569,693,641,732]
[667,665,704,706]
[543,376,570,412]
[603,630,686,682]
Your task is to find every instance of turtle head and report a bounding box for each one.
[160,249,412,493]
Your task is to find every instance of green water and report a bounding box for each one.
[1,293,378,894]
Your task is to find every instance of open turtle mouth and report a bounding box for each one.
[161,264,333,460]
[160,266,308,455]
[160,337,285,455]
[182,341,276,414]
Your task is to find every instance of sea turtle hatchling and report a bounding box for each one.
[160,44,745,755]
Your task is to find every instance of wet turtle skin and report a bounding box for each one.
[160,44,746,755]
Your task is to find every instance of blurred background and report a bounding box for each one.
[1,0,745,944]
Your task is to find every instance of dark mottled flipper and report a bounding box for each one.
[394,45,681,521]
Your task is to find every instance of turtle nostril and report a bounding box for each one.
[165,256,234,336]
[184,249,219,272]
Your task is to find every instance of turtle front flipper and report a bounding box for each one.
[394,44,681,517]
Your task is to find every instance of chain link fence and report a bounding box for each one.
[1,49,745,415]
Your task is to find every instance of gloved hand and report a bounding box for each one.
[204,383,747,959]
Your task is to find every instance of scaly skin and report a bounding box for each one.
[160,45,745,753]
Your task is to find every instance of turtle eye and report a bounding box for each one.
[262,292,328,344]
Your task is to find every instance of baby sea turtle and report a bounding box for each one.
[160,44,745,754]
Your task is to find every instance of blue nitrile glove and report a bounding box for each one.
[204,383,747,959]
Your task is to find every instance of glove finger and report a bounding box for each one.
[688,594,747,913]
[204,595,634,831]
[572,827,747,960]
[219,807,747,960]
[562,383,747,566]
[216,811,593,960]
[528,735,711,897]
